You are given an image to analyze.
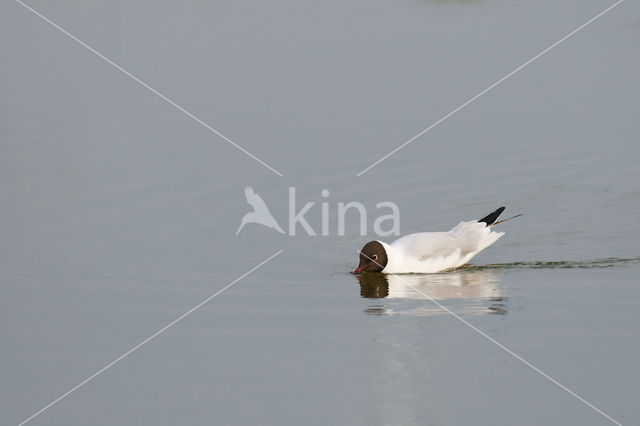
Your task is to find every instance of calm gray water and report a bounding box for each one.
[2,0,639,425]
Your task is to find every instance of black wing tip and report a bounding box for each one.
[478,207,506,226]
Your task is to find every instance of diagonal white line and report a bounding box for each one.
[16,250,283,426]
[15,0,283,177]
[356,0,624,176]
[356,250,624,426]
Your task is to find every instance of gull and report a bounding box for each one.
[354,207,521,274]
[236,186,285,235]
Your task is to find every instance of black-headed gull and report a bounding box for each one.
[354,207,520,274]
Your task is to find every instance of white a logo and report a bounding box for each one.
[236,186,400,236]
[236,186,285,235]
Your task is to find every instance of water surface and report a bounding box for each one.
[1,0,639,425]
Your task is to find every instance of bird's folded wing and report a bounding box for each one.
[393,222,495,260]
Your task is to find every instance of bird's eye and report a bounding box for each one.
[372,254,378,261]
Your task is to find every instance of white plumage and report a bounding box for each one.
[355,207,517,274]
[380,221,503,273]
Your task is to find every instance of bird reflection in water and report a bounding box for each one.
[358,270,507,316]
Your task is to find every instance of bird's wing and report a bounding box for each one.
[392,221,501,260]
[478,207,505,226]
[392,232,463,260]
[478,206,522,227]
[244,186,270,212]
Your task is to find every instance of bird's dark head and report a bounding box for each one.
[354,241,388,273]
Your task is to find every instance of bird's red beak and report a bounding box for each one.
[353,267,364,274]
